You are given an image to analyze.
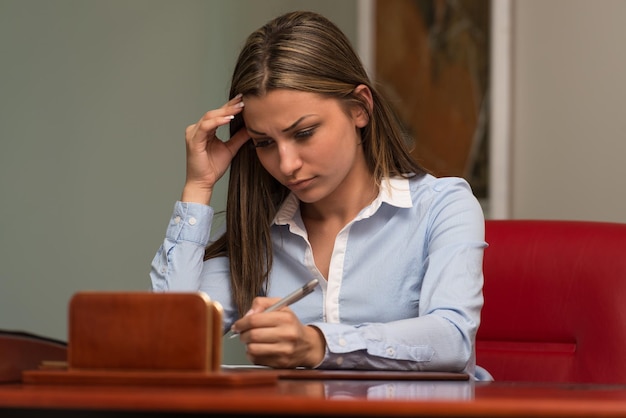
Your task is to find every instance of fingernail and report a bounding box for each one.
[234,93,243,99]
[244,309,255,317]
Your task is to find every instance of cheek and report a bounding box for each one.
[331,128,361,159]
[313,142,357,176]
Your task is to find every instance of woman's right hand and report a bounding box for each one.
[182,94,250,205]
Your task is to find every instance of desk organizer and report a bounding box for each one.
[22,292,277,386]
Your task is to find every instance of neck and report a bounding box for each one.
[301,170,379,225]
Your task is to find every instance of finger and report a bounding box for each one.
[246,342,297,369]
[194,115,234,140]
[201,94,244,119]
[250,297,281,313]
[241,326,285,345]
[189,96,245,141]
[224,127,251,157]
[224,93,244,108]
[230,296,285,335]
[231,308,286,337]
[207,94,245,121]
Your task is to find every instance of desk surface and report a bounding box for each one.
[3,374,626,418]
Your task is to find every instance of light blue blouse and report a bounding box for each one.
[150,175,487,377]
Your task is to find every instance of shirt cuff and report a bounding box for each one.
[309,322,367,368]
[310,322,436,369]
[165,201,214,246]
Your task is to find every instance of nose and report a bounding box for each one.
[278,143,302,177]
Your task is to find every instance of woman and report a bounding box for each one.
[151,11,487,377]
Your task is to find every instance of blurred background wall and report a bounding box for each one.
[0,0,356,363]
[1,0,625,364]
[510,0,626,222]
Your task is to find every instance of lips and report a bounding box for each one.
[286,177,315,191]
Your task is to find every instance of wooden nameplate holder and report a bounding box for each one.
[22,292,277,386]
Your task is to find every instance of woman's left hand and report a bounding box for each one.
[231,297,326,368]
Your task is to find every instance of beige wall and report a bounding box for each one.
[510,0,626,222]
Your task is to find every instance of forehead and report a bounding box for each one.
[243,89,344,131]
[244,89,331,111]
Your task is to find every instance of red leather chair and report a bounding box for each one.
[477,220,626,384]
[0,330,66,383]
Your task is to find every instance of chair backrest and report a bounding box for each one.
[0,330,67,382]
[477,220,626,384]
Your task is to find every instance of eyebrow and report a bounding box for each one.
[247,115,317,136]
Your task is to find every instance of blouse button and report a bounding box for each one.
[188,217,197,226]
[338,338,347,347]
[174,216,181,224]
[386,347,396,357]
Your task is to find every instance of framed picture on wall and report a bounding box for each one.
[373,0,491,203]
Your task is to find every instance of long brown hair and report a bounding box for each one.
[205,11,426,316]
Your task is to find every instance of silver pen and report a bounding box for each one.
[228,278,319,339]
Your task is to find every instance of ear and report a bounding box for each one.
[351,84,373,128]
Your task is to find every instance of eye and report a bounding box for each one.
[253,138,274,148]
[294,125,318,139]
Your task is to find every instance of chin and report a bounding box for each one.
[294,194,319,204]
[293,190,325,204]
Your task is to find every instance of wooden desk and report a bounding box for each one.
[3,375,626,417]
